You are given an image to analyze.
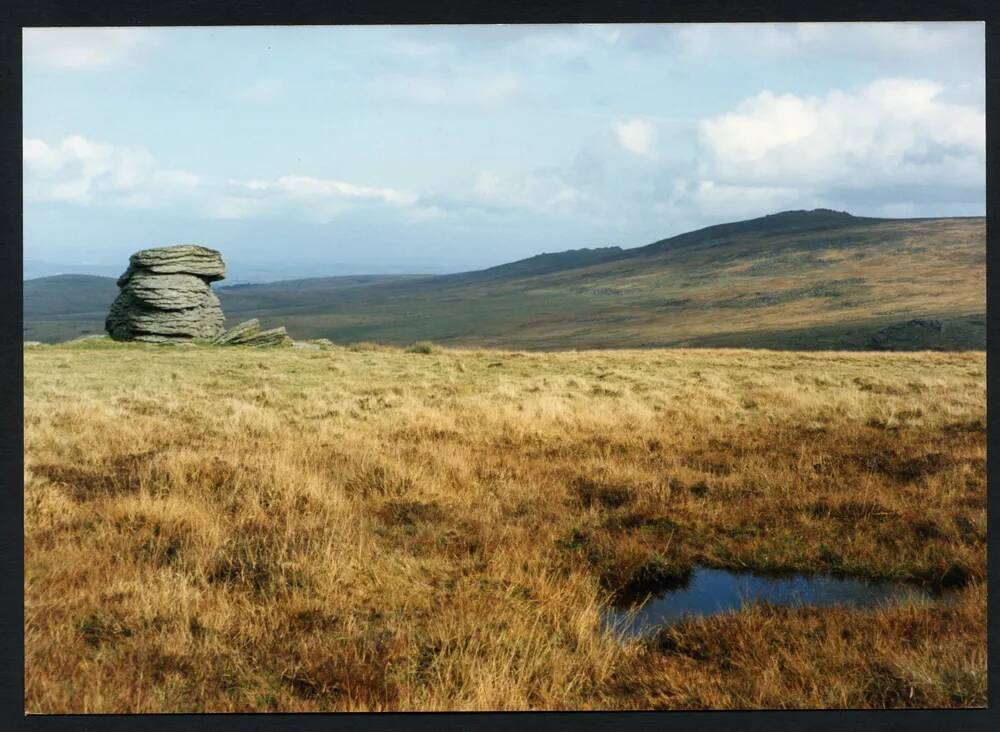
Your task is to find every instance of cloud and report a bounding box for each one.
[269,176,416,207]
[363,29,590,107]
[367,25,626,109]
[24,70,986,260]
[24,135,164,205]
[213,175,419,220]
[614,119,655,156]
[700,92,819,163]
[375,71,521,105]
[463,76,984,239]
[666,22,982,64]
[514,25,623,58]
[389,24,622,60]
[23,27,158,70]
[384,37,451,59]
[679,180,811,220]
[233,74,283,102]
[699,78,985,190]
[24,135,424,223]
[468,170,579,211]
[845,22,983,58]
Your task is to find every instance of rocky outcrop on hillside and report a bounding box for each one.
[105,245,227,343]
[868,319,946,351]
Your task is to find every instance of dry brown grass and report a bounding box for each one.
[24,341,985,711]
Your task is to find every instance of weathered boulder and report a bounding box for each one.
[106,245,227,343]
[247,327,293,347]
[212,319,293,347]
[212,318,262,345]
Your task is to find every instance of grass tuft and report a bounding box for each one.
[405,341,438,355]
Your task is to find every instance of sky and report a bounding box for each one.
[23,23,986,282]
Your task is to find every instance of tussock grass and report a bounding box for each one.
[405,341,438,355]
[24,343,985,711]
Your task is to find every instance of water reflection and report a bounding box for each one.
[605,565,934,639]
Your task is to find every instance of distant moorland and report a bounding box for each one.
[23,209,985,350]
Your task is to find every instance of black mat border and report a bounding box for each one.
[1,1,996,730]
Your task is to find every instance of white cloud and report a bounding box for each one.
[699,92,818,163]
[24,135,424,223]
[848,22,983,58]
[699,78,985,190]
[23,71,986,256]
[515,24,622,58]
[233,74,283,102]
[672,23,854,60]
[24,135,160,204]
[683,180,811,220]
[385,38,451,59]
[374,71,521,106]
[415,168,582,224]
[476,74,521,104]
[468,169,579,212]
[614,119,655,156]
[233,174,418,211]
[470,75,983,237]
[473,171,502,198]
[23,27,157,70]
[206,195,273,221]
[152,170,201,188]
[670,22,981,63]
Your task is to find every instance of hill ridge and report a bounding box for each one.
[23,210,985,350]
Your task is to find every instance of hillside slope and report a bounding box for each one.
[23,210,986,349]
[23,274,120,343]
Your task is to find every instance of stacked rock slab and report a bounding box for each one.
[106,245,227,343]
[212,318,293,347]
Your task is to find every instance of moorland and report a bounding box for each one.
[24,339,986,711]
[23,210,986,351]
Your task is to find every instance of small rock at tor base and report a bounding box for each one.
[212,319,293,347]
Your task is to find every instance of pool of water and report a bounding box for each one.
[605,565,934,639]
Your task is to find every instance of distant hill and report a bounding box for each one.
[635,208,876,256]
[23,274,120,343]
[23,210,986,350]
[440,246,626,283]
[24,274,119,316]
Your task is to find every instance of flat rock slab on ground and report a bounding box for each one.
[213,318,293,347]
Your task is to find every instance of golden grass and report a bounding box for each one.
[24,341,986,711]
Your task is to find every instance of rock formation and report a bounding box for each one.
[868,318,946,351]
[106,245,227,343]
[212,318,293,347]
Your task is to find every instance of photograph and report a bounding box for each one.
[21,21,986,713]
